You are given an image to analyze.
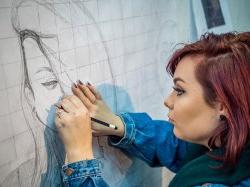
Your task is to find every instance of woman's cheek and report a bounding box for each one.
[33,83,62,123]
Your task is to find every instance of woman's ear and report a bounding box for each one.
[216,101,229,119]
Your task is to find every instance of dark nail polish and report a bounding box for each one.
[87,81,91,86]
[78,80,84,85]
[54,104,59,108]
[54,104,63,109]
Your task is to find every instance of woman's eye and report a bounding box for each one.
[41,79,58,90]
[172,86,185,96]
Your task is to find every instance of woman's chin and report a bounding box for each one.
[173,127,183,139]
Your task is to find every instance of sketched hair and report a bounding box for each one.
[10,0,120,185]
[11,1,68,186]
[18,29,67,186]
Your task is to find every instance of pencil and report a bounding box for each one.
[91,117,118,130]
[54,104,117,130]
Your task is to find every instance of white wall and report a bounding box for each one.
[228,0,250,31]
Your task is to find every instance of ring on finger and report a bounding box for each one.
[60,102,71,113]
[56,110,64,117]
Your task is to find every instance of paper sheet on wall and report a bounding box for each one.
[0,0,184,186]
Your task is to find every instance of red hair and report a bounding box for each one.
[167,32,250,168]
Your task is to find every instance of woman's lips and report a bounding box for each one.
[169,119,175,123]
[168,115,175,123]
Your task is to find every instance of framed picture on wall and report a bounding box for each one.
[192,0,233,36]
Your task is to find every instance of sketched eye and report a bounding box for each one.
[41,79,58,90]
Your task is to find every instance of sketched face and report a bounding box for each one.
[16,0,108,129]
[13,0,77,129]
[33,66,61,119]
[22,37,69,128]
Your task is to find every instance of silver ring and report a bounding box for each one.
[56,110,64,117]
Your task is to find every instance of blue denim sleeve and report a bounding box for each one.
[62,159,109,187]
[108,112,188,172]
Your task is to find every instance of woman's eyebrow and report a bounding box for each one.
[173,77,186,84]
[35,67,53,74]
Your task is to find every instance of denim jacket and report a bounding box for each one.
[61,113,250,187]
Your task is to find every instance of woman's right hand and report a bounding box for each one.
[72,81,125,137]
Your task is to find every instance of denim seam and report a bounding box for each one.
[113,113,135,147]
[122,113,136,145]
[136,147,153,164]
[62,159,102,169]
[120,113,153,164]
[63,172,102,182]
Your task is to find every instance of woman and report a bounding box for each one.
[55,32,250,186]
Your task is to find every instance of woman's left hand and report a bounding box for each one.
[55,95,94,163]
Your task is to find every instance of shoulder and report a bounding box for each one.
[235,177,250,186]
[194,183,228,187]
[194,177,250,187]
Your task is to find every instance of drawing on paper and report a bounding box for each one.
[0,0,181,186]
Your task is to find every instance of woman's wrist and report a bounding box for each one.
[66,148,94,163]
[113,115,125,137]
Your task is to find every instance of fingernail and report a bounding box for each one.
[54,104,59,108]
[54,104,62,109]
[72,83,77,88]
[87,81,91,86]
[78,80,84,85]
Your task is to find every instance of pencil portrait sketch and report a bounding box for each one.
[0,0,184,186]
[0,0,163,186]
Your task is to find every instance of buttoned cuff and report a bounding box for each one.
[108,113,136,148]
[62,159,102,182]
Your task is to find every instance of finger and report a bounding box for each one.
[67,95,83,109]
[85,82,102,100]
[91,122,103,130]
[92,130,100,137]
[77,81,96,103]
[61,94,71,100]
[92,129,104,136]
[55,108,66,119]
[55,115,63,128]
[72,85,93,109]
[59,98,76,113]
[54,103,62,109]
[55,95,71,109]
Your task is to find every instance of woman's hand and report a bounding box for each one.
[71,81,125,137]
[55,95,94,163]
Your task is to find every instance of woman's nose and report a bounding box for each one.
[164,92,174,110]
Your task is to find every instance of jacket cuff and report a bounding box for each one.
[62,159,102,182]
[108,113,136,148]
